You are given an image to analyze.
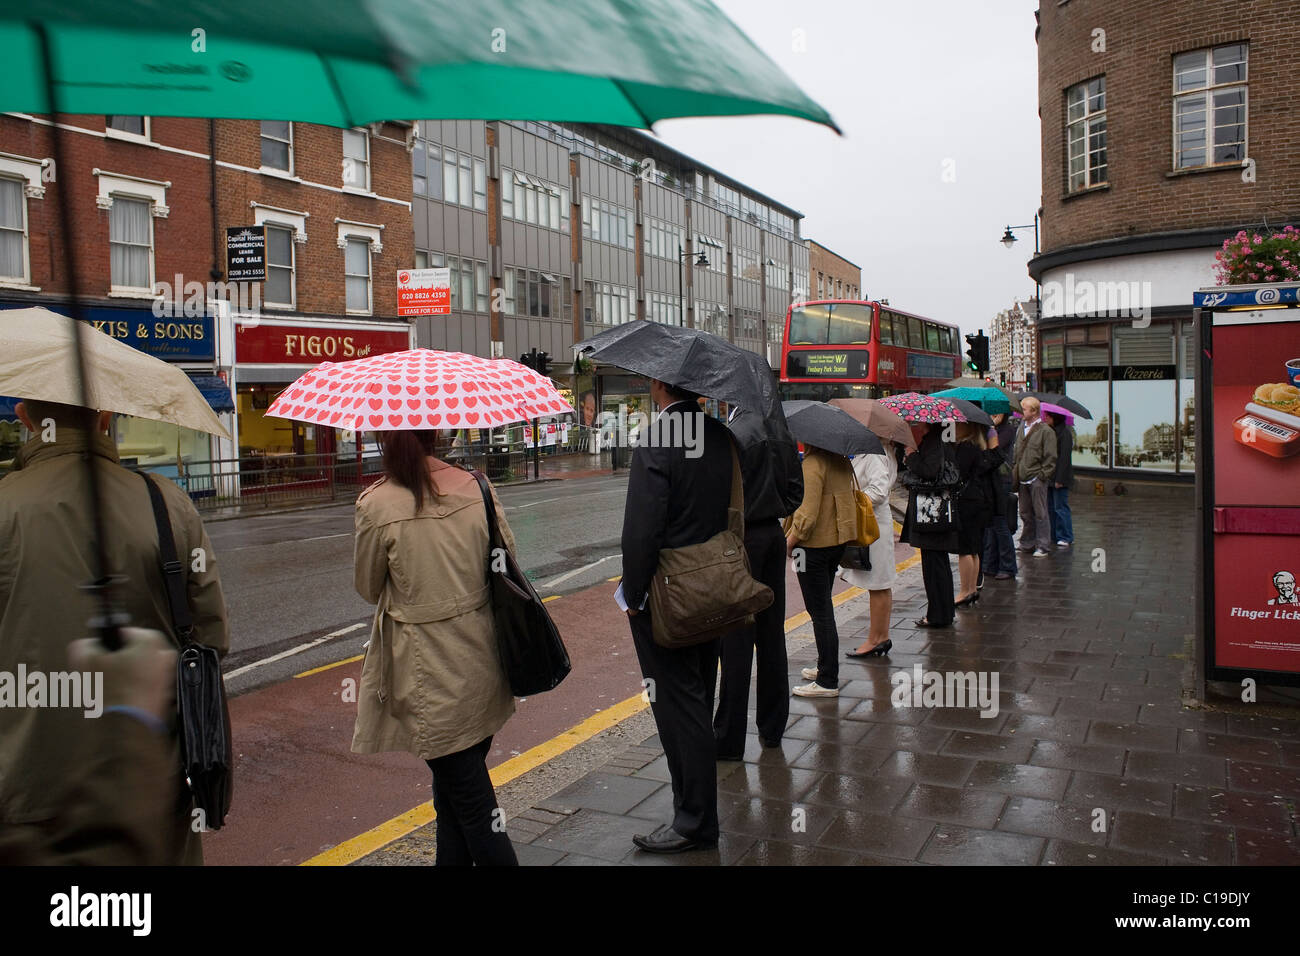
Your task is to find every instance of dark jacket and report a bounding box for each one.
[1053,422,1074,486]
[994,419,1017,473]
[621,402,734,610]
[727,407,802,525]
[900,429,959,552]
[955,441,1000,523]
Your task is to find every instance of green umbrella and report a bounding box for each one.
[6,0,838,130]
[931,386,1013,415]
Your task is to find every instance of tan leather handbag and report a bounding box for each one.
[850,465,881,546]
[648,443,774,649]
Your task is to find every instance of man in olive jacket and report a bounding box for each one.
[1011,396,1057,556]
[0,401,229,865]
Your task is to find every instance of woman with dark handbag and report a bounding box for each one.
[351,429,520,866]
[900,424,960,628]
[952,422,1001,608]
[785,444,858,697]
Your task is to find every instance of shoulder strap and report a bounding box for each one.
[139,472,194,645]
[726,435,746,536]
[470,469,500,557]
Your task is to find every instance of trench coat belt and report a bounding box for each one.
[372,584,492,702]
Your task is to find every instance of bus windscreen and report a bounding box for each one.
[788,303,874,345]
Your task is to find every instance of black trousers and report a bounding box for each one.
[425,736,519,866]
[714,520,790,755]
[920,548,955,626]
[629,612,720,843]
[795,542,848,688]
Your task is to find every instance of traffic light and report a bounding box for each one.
[537,351,551,377]
[518,351,533,370]
[1000,371,1007,387]
[964,331,990,376]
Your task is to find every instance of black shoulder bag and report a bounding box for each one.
[139,472,233,830]
[471,471,571,697]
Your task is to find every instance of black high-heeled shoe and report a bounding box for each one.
[954,593,980,609]
[846,639,892,658]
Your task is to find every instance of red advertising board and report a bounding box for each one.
[1205,303,1300,680]
[397,268,451,317]
[236,322,411,364]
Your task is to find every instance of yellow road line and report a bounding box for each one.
[542,595,561,603]
[295,654,364,679]
[302,547,923,865]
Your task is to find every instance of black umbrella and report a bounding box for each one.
[942,397,994,427]
[575,321,777,417]
[782,401,884,457]
[1016,391,1093,420]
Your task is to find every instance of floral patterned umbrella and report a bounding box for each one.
[266,348,571,431]
[878,391,969,424]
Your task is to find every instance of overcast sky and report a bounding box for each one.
[653,0,1041,337]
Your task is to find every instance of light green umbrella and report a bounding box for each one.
[5,0,839,130]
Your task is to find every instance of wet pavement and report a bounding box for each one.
[372,486,1300,865]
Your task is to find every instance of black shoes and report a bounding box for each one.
[846,639,892,658]
[632,824,717,854]
[954,593,981,609]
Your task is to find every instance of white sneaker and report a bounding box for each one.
[800,666,819,681]
[1033,548,1050,557]
[1056,540,1070,548]
[793,681,839,698]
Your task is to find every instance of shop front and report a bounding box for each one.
[233,317,412,484]
[0,302,233,481]
[1037,316,1196,476]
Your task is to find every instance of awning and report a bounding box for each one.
[187,374,235,413]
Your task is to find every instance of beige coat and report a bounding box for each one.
[0,429,229,864]
[351,459,516,761]
[786,449,858,548]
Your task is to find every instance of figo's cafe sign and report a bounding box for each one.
[236,322,411,363]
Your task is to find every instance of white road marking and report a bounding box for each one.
[223,622,367,681]
[542,554,617,589]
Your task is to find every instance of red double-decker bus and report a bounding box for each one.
[779,299,962,401]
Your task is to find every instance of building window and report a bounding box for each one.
[109,196,152,293]
[1174,43,1248,169]
[342,129,370,191]
[106,116,148,140]
[458,154,473,209]
[345,238,371,313]
[473,158,487,211]
[261,121,293,173]
[583,280,634,325]
[443,148,459,203]
[0,177,28,282]
[581,196,634,249]
[415,250,428,269]
[475,261,489,312]
[644,217,686,260]
[414,143,441,199]
[264,224,295,307]
[1066,77,1107,191]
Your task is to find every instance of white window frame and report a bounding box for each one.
[262,222,297,309]
[337,221,383,316]
[1172,44,1248,170]
[105,116,151,143]
[1066,77,1107,192]
[260,121,294,176]
[343,238,372,315]
[0,175,30,287]
[342,128,371,192]
[107,194,155,296]
[0,154,46,289]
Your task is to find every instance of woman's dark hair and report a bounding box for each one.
[380,429,441,511]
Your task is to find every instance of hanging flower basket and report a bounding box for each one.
[1214,226,1300,285]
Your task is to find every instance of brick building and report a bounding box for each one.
[1029,0,1300,475]
[807,240,861,302]
[989,296,1039,390]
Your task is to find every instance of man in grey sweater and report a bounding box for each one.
[1011,396,1057,557]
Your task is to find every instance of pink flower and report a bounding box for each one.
[1254,236,1264,245]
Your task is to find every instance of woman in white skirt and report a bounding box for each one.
[839,439,898,657]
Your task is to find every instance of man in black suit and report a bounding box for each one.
[621,379,733,854]
[714,406,802,759]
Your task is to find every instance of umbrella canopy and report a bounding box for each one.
[575,321,781,421]
[5,0,838,131]
[0,306,231,438]
[1017,391,1093,420]
[1039,402,1075,427]
[781,401,883,458]
[266,349,570,431]
[931,386,1013,415]
[878,392,969,424]
[828,398,916,452]
[940,396,994,427]
[943,376,1016,399]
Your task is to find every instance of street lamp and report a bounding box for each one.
[999,214,1040,254]
[678,243,709,327]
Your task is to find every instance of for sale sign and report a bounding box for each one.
[397,267,451,316]
[226,226,266,281]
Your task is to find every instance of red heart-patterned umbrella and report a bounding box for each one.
[265,348,571,431]
[877,391,969,425]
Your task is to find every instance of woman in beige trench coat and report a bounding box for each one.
[351,429,518,866]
